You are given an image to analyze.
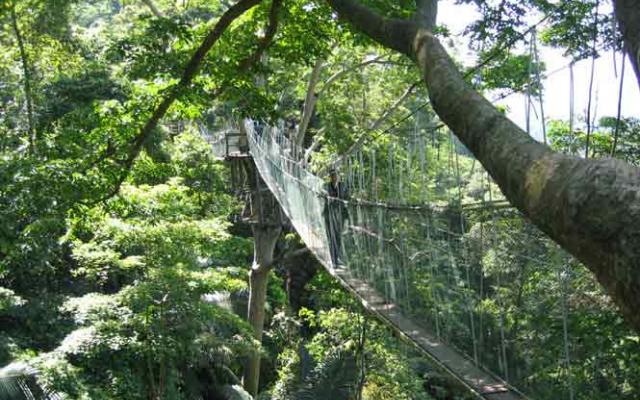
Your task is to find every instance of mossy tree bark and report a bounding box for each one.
[326,0,640,333]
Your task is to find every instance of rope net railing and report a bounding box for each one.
[199,122,247,159]
[199,122,228,157]
[238,118,637,400]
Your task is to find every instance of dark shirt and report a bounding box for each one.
[326,181,348,200]
[324,181,349,220]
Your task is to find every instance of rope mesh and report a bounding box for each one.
[205,119,637,400]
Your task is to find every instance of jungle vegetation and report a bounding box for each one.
[1,0,639,399]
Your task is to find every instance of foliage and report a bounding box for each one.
[33,266,258,400]
[460,0,618,61]
[268,283,433,400]
[547,117,640,163]
[0,0,639,399]
[476,52,543,94]
[292,349,359,400]
[1,79,254,399]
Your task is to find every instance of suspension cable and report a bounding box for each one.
[611,52,627,157]
[585,0,600,159]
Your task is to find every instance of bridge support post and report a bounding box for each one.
[242,156,284,396]
[243,224,281,396]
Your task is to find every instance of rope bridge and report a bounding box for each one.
[205,119,635,400]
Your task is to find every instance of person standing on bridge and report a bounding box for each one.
[323,169,349,267]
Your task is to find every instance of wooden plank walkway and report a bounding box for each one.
[318,259,527,400]
[215,152,251,161]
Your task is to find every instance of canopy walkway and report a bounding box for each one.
[199,123,250,160]
[205,119,628,400]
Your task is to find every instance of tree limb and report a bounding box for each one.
[316,55,385,97]
[295,59,324,145]
[325,0,418,58]
[212,0,283,97]
[303,127,325,166]
[10,3,36,155]
[414,0,438,30]
[237,0,283,72]
[141,0,164,18]
[296,55,395,149]
[88,0,263,204]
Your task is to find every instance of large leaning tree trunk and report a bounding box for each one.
[614,0,640,91]
[326,0,640,334]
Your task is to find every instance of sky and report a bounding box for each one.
[438,0,640,141]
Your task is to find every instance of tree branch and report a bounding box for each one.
[296,55,395,148]
[303,127,325,166]
[141,0,164,18]
[295,59,324,145]
[316,55,386,97]
[212,0,283,97]
[614,0,640,91]
[413,21,640,333]
[10,3,36,155]
[325,0,418,58]
[414,0,438,30]
[86,0,263,205]
[238,0,283,72]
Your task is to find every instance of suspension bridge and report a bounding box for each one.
[203,118,628,400]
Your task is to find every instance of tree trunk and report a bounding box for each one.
[242,159,283,396]
[327,0,640,333]
[614,0,640,91]
[284,251,318,313]
[295,59,324,145]
[243,224,281,396]
[10,3,36,155]
[141,0,165,18]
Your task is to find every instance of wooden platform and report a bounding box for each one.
[214,152,251,161]
[316,256,527,400]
